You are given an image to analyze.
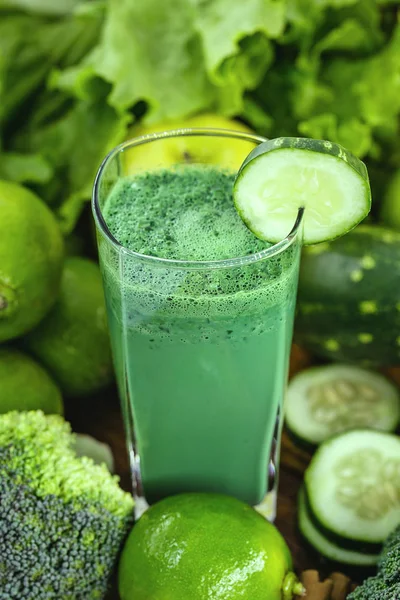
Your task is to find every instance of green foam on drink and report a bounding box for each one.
[103,166,268,261]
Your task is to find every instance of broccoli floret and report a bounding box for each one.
[348,524,400,600]
[0,411,134,599]
[379,525,400,585]
[379,547,400,586]
[348,577,392,600]
[348,577,400,600]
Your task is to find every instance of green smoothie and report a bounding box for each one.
[100,165,300,506]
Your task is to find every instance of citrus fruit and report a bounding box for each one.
[25,257,113,397]
[0,180,64,342]
[0,348,63,415]
[118,493,303,600]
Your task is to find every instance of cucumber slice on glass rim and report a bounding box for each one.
[233,137,371,245]
[305,430,400,547]
[285,364,400,447]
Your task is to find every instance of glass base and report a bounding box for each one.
[254,489,277,521]
[133,488,277,522]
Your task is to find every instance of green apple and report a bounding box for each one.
[124,113,256,174]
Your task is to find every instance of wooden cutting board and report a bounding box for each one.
[66,345,372,598]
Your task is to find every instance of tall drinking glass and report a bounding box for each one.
[92,129,303,520]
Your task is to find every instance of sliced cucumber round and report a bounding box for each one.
[234,137,371,245]
[285,365,400,446]
[298,487,380,566]
[305,430,400,545]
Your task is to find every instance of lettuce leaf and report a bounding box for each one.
[58,0,285,121]
[0,152,53,184]
[42,0,286,227]
[193,0,285,76]
[14,84,131,231]
[2,1,115,230]
[282,0,361,46]
[297,21,400,158]
[0,2,104,126]
[0,0,82,14]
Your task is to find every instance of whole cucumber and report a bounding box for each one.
[295,225,400,367]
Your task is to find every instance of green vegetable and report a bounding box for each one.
[299,430,400,566]
[0,152,52,184]
[0,1,129,233]
[304,430,400,550]
[233,136,371,244]
[379,525,400,585]
[285,364,400,447]
[348,578,400,600]
[348,524,400,599]
[247,3,400,150]
[63,0,285,119]
[0,410,134,598]
[295,224,400,367]
[298,488,379,566]
[0,0,82,14]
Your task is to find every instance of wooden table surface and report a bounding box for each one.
[67,346,374,598]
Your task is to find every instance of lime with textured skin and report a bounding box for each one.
[119,493,303,600]
[0,180,64,342]
[0,348,63,415]
[26,257,113,397]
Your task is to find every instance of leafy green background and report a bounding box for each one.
[1,0,399,233]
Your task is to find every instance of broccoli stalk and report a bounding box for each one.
[0,411,134,599]
[348,524,400,600]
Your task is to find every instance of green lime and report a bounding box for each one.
[0,348,63,415]
[0,180,64,342]
[234,137,371,245]
[118,493,303,600]
[25,257,113,397]
[380,169,400,231]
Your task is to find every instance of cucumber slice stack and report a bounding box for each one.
[300,430,400,565]
[286,365,400,447]
[298,488,380,566]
